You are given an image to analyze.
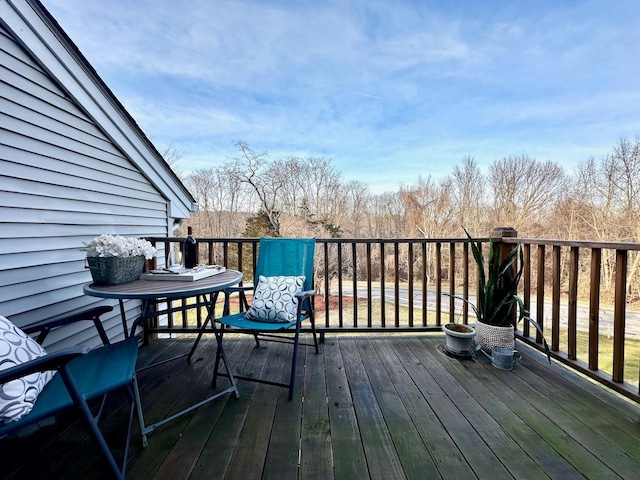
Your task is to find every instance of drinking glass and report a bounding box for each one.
[168,250,183,270]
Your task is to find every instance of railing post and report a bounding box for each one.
[536,245,546,344]
[491,226,518,261]
[613,249,627,383]
[588,248,601,370]
[449,242,456,324]
[491,227,518,326]
[435,242,442,326]
[523,243,531,337]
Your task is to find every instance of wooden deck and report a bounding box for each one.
[2,334,640,479]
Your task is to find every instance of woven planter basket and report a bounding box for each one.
[86,256,145,285]
[474,321,514,354]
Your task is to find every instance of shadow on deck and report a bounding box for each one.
[2,334,640,479]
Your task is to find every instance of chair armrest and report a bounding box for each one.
[0,346,89,384]
[295,290,316,299]
[22,306,114,346]
[295,290,316,319]
[224,286,253,294]
[221,285,253,314]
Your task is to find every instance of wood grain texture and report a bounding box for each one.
[3,335,640,480]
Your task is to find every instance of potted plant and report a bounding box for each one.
[454,227,551,362]
[81,234,157,285]
[442,322,476,356]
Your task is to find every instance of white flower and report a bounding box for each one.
[81,234,157,259]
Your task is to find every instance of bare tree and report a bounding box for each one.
[489,155,567,232]
[605,137,640,236]
[450,156,487,235]
[183,166,250,238]
[226,141,282,235]
[342,180,371,237]
[400,176,456,239]
[398,176,456,284]
[158,143,184,178]
[560,138,640,298]
[273,156,344,224]
[368,191,407,239]
[564,138,640,242]
[273,156,306,215]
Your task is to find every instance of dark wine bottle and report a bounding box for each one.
[183,226,197,269]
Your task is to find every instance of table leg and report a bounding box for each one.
[130,300,153,338]
[187,294,212,362]
[135,292,240,443]
[118,300,128,338]
[203,293,239,398]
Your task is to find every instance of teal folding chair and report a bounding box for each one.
[188,238,319,400]
[0,307,143,480]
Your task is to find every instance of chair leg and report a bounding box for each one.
[287,321,303,401]
[120,386,139,477]
[212,325,224,388]
[309,313,319,354]
[59,368,124,480]
[92,314,111,346]
[132,374,149,448]
[90,393,109,425]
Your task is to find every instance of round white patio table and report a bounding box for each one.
[83,269,243,445]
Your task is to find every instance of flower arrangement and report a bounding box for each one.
[81,234,157,259]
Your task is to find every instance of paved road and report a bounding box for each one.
[335,285,640,339]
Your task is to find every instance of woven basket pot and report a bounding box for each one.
[474,321,514,354]
[86,255,145,285]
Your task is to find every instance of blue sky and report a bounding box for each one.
[44,0,640,193]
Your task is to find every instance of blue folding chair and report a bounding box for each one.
[0,307,143,479]
[188,238,319,400]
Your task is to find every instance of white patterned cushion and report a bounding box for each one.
[0,315,55,426]
[245,275,305,323]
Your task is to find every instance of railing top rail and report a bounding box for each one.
[145,237,491,244]
[315,238,489,244]
[506,237,640,251]
[146,236,640,251]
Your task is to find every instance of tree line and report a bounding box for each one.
[174,137,640,303]
[180,137,640,245]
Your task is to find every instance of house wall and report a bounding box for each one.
[0,23,172,350]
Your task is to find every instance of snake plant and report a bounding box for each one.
[461,227,551,361]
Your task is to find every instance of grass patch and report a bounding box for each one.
[160,294,640,387]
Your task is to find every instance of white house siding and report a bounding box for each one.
[0,21,177,350]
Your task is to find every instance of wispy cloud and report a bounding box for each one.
[43,0,640,192]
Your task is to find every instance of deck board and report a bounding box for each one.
[465,353,616,479]
[402,337,514,480]
[357,338,439,480]
[229,338,300,479]
[478,354,630,479]
[2,334,640,480]
[340,338,407,480]
[187,337,267,480]
[262,343,303,480]
[372,338,476,480]
[323,338,369,480]
[439,350,583,479]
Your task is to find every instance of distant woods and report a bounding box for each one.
[179,137,640,244]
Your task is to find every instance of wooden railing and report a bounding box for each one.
[502,235,640,403]
[145,232,640,403]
